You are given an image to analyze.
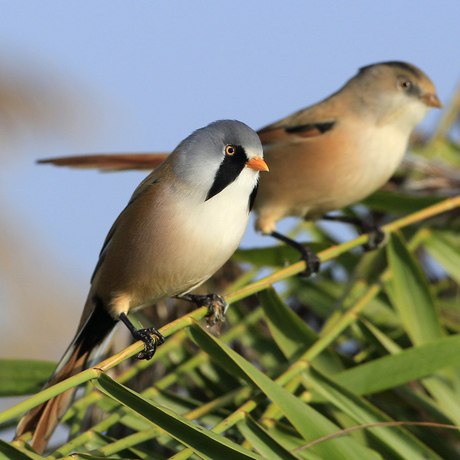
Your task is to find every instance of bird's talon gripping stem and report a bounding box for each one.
[119,313,165,360]
[179,293,227,326]
[362,226,386,251]
[270,231,321,277]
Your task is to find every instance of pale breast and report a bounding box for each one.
[95,173,253,314]
[254,120,409,233]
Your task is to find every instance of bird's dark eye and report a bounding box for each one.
[225,145,236,156]
[399,78,412,90]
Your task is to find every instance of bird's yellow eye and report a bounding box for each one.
[399,78,412,90]
[226,145,236,156]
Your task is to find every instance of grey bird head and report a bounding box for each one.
[171,120,267,201]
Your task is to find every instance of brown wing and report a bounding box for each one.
[257,121,335,144]
[257,96,338,145]
[38,153,169,171]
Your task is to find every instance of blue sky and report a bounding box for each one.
[0,1,459,361]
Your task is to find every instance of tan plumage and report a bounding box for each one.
[16,120,268,452]
[38,152,169,171]
[254,61,441,235]
[38,61,441,271]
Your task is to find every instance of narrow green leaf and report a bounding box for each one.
[331,334,460,396]
[384,233,460,422]
[0,360,56,396]
[259,288,342,374]
[84,431,164,459]
[303,366,443,460]
[424,230,460,285]
[264,422,326,460]
[358,319,402,355]
[422,376,460,426]
[73,455,132,460]
[0,440,45,460]
[237,415,300,460]
[187,323,380,460]
[386,232,443,344]
[94,373,265,460]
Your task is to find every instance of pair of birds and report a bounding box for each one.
[16,61,441,452]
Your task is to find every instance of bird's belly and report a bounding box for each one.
[324,127,407,211]
[255,126,408,230]
[105,190,250,313]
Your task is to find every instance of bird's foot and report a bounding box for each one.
[270,231,321,277]
[362,224,386,251]
[132,327,165,360]
[180,293,227,326]
[119,312,165,360]
[296,245,321,277]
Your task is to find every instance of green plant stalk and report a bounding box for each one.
[94,386,249,457]
[227,195,460,304]
[256,228,432,424]
[66,307,264,420]
[167,361,311,460]
[260,375,304,424]
[114,329,191,382]
[60,330,192,422]
[67,382,93,441]
[48,309,265,457]
[165,223,442,460]
[7,315,205,431]
[223,267,260,294]
[3,369,101,428]
[59,387,256,459]
[94,427,161,457]
[4,194,459,455]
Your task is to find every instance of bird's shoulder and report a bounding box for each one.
[257,97,340,145]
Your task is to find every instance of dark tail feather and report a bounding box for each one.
[37,153,169,171]
[15,298,117,453]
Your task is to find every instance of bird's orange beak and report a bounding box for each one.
[246,157,269,172]
[421,93,443,108]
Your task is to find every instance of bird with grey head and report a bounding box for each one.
[16,119,268,453]
[39,61,442,274]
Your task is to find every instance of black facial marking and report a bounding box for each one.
[206,145,248,201]
[286,121,335,134]
[248,181,259,212]
[399,77,422,99]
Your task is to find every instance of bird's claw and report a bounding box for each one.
[133,327,165,360]
[184,293,227,326]
[362,226,386,251]
[203,294,227,326]
[297,246,321,277]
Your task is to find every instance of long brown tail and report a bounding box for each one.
[15,298,118,453]
[37,153,169,172]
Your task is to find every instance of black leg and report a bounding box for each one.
[270,231,321,277]
[119,313,165,360]
[321,214,385,251]
[178,293,227,326]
